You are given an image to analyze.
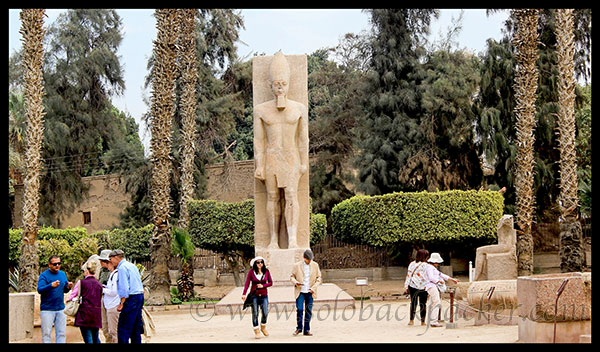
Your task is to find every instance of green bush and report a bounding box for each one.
[331,190,504,247]
[99,225,153,263]
[310,213,327,245]
[38,226,88,246]
[36,237,98,280]
[188,199,255,253]
[188,198,328,251]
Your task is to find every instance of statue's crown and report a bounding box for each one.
[269,51,290,82]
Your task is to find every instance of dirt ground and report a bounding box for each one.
[14,279,520,343]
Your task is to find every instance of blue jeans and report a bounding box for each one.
[40,310,66,343]
[296,292,313,333]
[80,327,100,344]
[251,295,269,327]
[118,294,144,344]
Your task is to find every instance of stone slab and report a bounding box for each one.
[9,292,35,341]
[214,283,355,315]
[517,272,591,322]
[518,317,591,343]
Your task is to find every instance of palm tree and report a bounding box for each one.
[554,9,585,272]
[177,9,198,230]
[19,9,45,291]
[147,8,179,305]
[18,9,47,292]
[512,9,539,276]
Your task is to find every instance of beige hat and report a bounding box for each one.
[98,249,112,261]
[428,253,444,263]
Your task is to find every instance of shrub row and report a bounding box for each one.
[331,190,504,247]
[9,225,153,280]
[187,198,328,252]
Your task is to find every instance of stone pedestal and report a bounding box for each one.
[517,272,592,343]
[255,247,307,285]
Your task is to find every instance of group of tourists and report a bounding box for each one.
[240,248,459,338]
[241,249,321,339]
[37,249,145,343]
[404,249,459,327]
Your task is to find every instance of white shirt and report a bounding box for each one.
[301,262,311,293]
[102,269,120,309]
[424,263,449,291]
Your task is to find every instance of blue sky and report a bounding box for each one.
[8,9,509,155]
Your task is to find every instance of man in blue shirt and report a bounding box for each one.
[109,249,145,343]
[37,255,73,343]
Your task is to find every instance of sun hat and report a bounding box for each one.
[98,249,112,261]
[427,252,444,263]
[250,256,265,267]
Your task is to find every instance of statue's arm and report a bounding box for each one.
[254,111,265,180]
[297,104,309,173]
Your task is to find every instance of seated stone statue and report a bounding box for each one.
[474,215,518,281]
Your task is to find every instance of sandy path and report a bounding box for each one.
[147,299,519,343]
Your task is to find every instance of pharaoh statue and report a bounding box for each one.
[253,51,309,250]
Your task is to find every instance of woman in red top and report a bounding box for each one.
[242,256,273,339]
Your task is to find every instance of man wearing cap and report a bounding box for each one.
[424,253,459,327]
[99,249,119,343]
[109,249,144,343]
[290,249,321,336]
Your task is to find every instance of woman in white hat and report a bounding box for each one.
[424,253,459,327]
[241,256,273,338]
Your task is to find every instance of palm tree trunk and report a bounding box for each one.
[18,9,46,292]
[147,9,179,305]
[555,9,585,272]
[177,9,198,230]
[512,9,539,276]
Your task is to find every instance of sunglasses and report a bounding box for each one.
[255,261,264,264]
[50,262,61,266]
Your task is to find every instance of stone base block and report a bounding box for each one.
[517,272,591,322]
[255,247,307,285]
[518,317,591,343]
[9,292,35,341]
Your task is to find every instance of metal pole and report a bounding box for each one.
[450,289,454,323]
[553,279,569,343]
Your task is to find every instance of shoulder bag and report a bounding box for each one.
[64,280,82,316]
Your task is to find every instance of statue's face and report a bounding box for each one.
[271,79,289,98]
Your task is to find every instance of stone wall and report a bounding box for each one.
[205,160,255,202]
[13,174,131,233]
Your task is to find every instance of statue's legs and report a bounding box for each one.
[265,181,281,249]
[284,187,299,248]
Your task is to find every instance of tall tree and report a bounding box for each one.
[18,8,46,292]
[512,9,539,276]
[39,9,126,226]
[554,9,585,272]
[177,9,199,229]
[147,8,179,305]
[355,9,438,195]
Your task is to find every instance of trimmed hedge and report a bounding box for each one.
[187,198,328,251]
[331,190,504,247]
[9,225,153,281]
[188,199,255,254]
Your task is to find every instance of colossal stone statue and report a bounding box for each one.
[254,51,309,250]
